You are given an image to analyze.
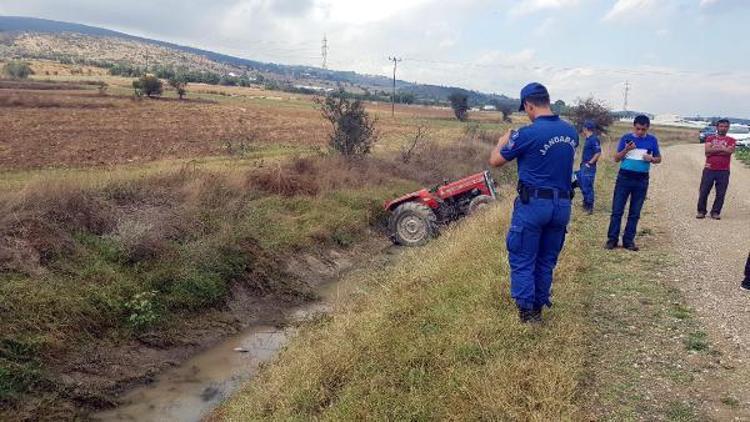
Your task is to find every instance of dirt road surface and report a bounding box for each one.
[651,144,750,414]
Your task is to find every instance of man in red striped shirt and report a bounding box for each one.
[696,119,736,220]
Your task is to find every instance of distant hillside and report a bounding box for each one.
[0,16,518,106]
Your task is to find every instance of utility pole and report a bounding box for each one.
[623,80,630,112]
[321,35,328,70]
[388,56,402,117]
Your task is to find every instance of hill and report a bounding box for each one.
[0,16,519,107]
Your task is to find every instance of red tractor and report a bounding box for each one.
[384,170,498,246]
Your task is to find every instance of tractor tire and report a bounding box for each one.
[468,195,494,215]
[389,202,438,247]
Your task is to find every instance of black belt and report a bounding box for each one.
[618,169,649,180]
[530,187,570,199]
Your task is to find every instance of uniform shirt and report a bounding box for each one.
[581,135,602,167]
[500,115,579,191]
[704,135,736,171]
[617,133,661,173]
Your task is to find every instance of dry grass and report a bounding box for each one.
[213,189,590,421]
[0,139,512,417]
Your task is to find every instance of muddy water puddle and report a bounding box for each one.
[93,325,290,421]
[92,250,385,422]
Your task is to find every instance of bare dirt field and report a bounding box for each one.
[0,86,327,170]
[0,75,502,172]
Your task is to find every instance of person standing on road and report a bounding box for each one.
[489,82,578,324]
[696,119,736,220]
[577,120,602,215]
[742,253,750,292]
[606,115,662,251]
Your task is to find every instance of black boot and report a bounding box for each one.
[531,307,543,323]
[519,307,542,324]
[518,308,534,323]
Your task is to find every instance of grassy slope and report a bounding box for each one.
[214,188,590,420]
[215,146,726,420]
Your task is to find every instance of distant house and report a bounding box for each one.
[482,105,497,111]
[293,84,334,93]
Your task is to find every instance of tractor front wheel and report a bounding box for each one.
[389,202,438,246]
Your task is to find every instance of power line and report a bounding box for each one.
[388,56,402,117]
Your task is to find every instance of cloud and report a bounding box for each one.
[476,49,536,66]
[315,0,435,24]
[698,0,746,13]
[509,0,581,17]
[602,0,658,21]
[1,0,749,115]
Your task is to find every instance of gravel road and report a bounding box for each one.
[651,144,750,354]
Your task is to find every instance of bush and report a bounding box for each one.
[569,97,614,133]
[168,75,188,100]
[400,125,430,163]
[490,100,514,123]
[125,291,160,330]
[2,61,33,80]
[132,75,163,98]
[448,91,469,121]
[317,90,378,157]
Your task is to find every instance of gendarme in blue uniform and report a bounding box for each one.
[578,134,602,211]
[500,115,578,311]
[581,135,602,168]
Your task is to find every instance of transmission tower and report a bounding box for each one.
[388,56,402,117]
[623,80,630,112]
[321,35,328,69]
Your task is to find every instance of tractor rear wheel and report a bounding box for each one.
[468,195,494,215]
[389,202,438,247]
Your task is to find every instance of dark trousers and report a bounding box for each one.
[745,253,750,282]
[577,166,596,210]
[697,169,730,215]
[507,195,571,311]
[607,173,649,246]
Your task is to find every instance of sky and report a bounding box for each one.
[1,0,748,116]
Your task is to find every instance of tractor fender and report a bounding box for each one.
[384,189,435,211]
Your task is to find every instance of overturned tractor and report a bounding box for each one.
[384,170,498,246]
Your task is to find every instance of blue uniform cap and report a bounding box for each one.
[583,120,597,130]
[518,82,549,111]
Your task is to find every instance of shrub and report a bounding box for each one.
[168,75,188,100]
[317,90,378,157]
[2,61,33,80]
[498,102,514,122]
[400,125,430,163]
[125,291,160,330]
[132,75,163,98]
[448,91,469,121]
[249,161,320,197]
[569,97,614,133]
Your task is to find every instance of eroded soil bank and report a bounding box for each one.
[62,237,397,421]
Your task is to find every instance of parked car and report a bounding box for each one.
[730,125,750,147]
[699,126,716,143]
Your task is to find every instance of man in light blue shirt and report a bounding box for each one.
[606,115,662,251]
